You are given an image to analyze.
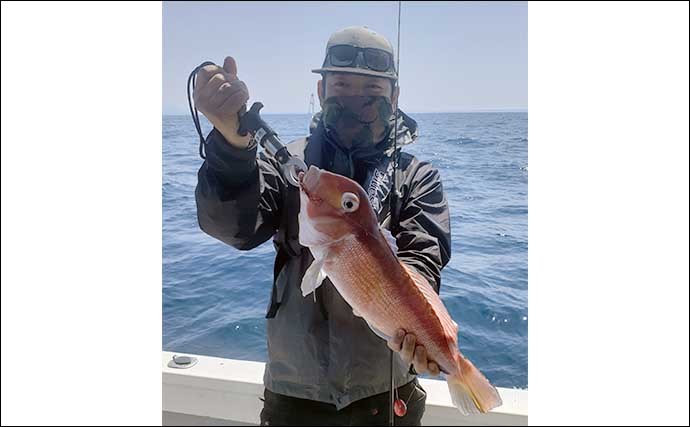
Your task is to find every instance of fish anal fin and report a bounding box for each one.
[365,318,393,341]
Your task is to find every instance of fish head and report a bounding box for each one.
[298,165,378,247]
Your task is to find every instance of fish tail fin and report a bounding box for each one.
[447,355,502,415]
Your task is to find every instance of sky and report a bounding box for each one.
[163,1,527,115]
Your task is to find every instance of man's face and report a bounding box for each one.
[317,73,399,147]
[319,72,396,101]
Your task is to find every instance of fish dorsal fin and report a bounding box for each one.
[380,227,398,254]
[349,304,389,340]
[401,263,459,343]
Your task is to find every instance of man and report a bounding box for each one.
[194,26,451,426]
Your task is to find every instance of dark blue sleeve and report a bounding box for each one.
[194,129,285,250]
[395,161,452,293]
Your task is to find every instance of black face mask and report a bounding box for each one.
[321,95,394,156]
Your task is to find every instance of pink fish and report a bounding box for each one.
[298,165,503,415]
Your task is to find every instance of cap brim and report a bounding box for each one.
[311,67,398,80]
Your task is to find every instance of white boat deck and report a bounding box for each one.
[162,351,527,426]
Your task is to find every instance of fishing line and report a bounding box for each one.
[389,1,402,425]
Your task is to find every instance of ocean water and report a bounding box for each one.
[163,112,528,389]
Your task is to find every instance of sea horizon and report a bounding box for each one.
[164,109,528,117]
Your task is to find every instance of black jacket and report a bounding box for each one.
[194,112,451,409]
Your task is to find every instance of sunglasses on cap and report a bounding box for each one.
[327,45,395,73]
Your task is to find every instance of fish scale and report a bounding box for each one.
[299,165,503,415]
[325,228,459,374]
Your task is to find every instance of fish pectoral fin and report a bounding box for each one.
[301,258,327,297]
[379,227,398,254]
[365,319,393,341]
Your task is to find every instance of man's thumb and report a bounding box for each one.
[223,56,238,78]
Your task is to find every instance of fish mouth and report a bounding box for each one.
[299,166,323,203]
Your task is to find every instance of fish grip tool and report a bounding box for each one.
[238,102,307,187]
[187,63,306,187]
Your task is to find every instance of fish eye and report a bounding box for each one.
[341,192,359,212]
